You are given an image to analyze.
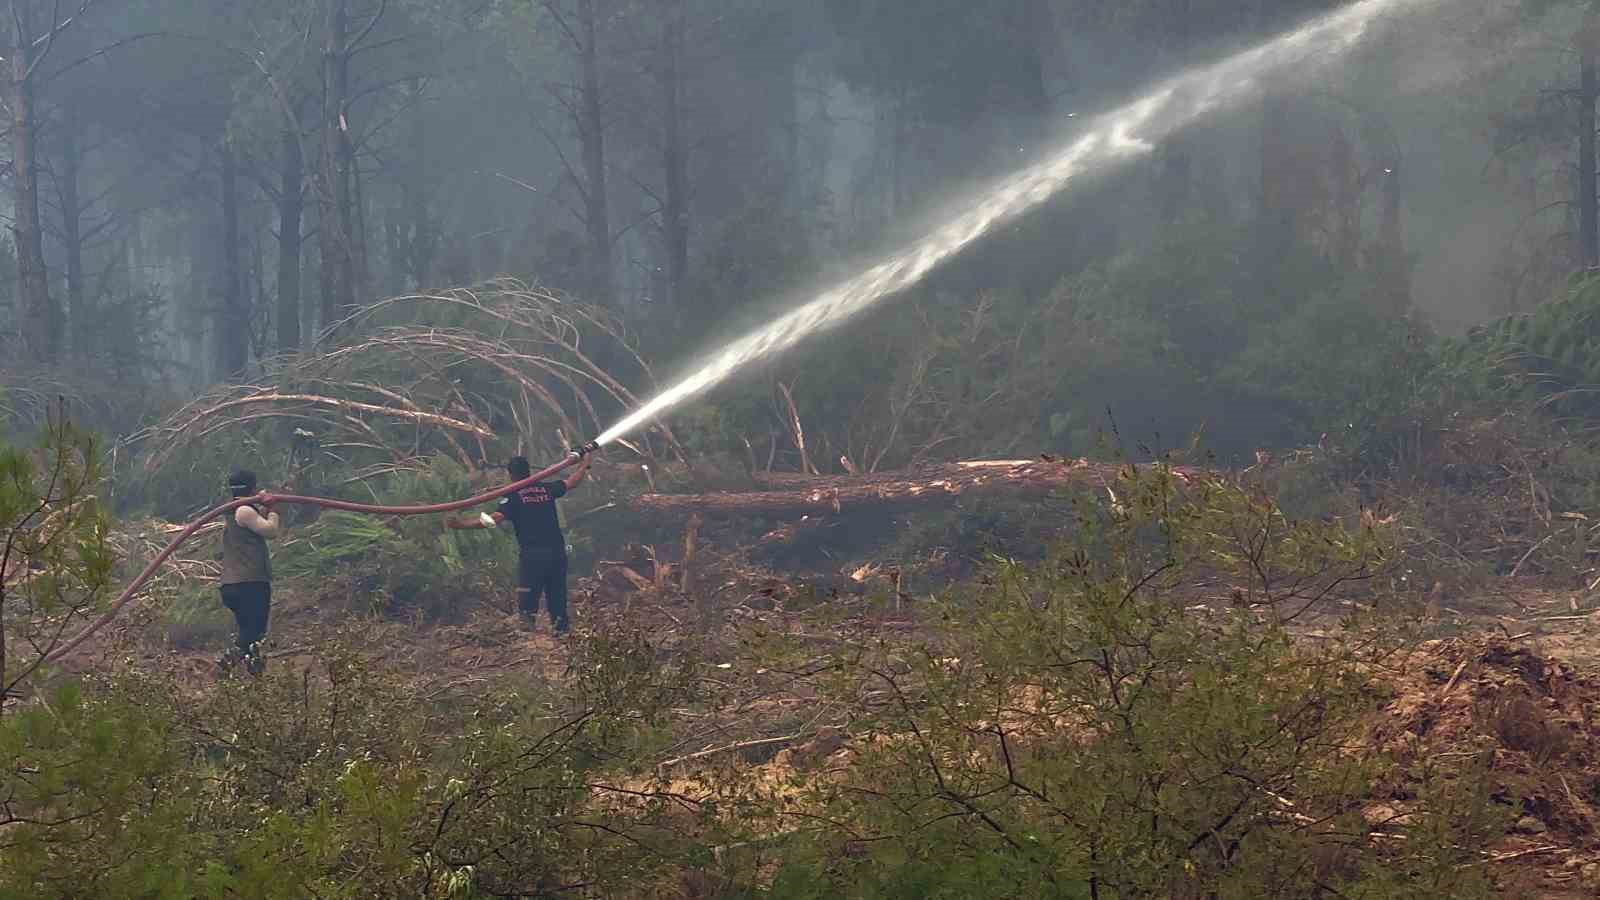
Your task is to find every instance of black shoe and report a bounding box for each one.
[244,643,267,676]
[217,646,244,675]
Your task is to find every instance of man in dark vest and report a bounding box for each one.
[219,470,280,675]
[446,453,591,633]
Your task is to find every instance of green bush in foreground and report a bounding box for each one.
[0,414,114,697]
[746,464,1505,899]
[1,631,699,899]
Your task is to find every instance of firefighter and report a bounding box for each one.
[218,470,280,675]
[446,454,592,633]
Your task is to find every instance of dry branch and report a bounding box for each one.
[189,393,490,436]
[315,280,685,459]
[136,282,685,476]
[655,733,803,773]
[1439,659,1470,699]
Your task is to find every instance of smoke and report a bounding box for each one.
[596,0,1448,447]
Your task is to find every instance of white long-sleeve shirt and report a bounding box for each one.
[235,505,281,539]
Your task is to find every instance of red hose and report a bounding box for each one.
[42,451,586,665]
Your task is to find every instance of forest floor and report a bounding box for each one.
[1360,586,1600,899]
[52,565,1600,899]
[56,429,1600,900]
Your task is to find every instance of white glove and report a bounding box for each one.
[479,512,496,528]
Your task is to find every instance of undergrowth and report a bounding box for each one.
[722,463,1505,899]
[271,458,527,621]
[4,433,1525,898]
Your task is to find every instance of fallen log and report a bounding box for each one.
[749,460,1043,489]
[632,458,1197,518]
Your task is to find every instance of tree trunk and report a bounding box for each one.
[217,139,248,380]
[250,226,266,360]
[1259,95,1295,230]
[1254,0,1295,287]
[890,85,908,218]
[576,0,612,306]
[660,0,688,309]
[278,126,304,351]
[1016,0,1051,121]
[403,77,434,290]
[59,101,86,357]
[1160,0,1193,219]
[1581,34,1598,270]
[11,5,55,364]
[1331,125,1361,271]
[352,135,370,300]
[319,0,356,332]
[1379,160,1409,312]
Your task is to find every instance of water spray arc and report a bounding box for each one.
[594,0,1431,449]
[42,0,1429,665]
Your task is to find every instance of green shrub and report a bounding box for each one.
[0,446,1523,898]
[274,456,520,620]
[738,463,1503,898]
[0,416,114,696]
[162,582,236,649]
[1,625,699,899]
[0,681,199,898]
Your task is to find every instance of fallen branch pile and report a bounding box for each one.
[135,281,685,475]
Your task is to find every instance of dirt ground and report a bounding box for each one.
[1342,582,1600,898]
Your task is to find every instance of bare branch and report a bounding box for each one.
[347,0,387,54]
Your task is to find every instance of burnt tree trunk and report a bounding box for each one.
[278,126,304,351]
[577,0,612,306]
[217,139,249,381]
[10,5,54,364]
[319,0,356,331]
[660,0,688,309]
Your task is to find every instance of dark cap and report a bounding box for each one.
[228,470,258,498]
[506,456,531,479]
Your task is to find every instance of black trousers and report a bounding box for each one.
[517,548,569,632]
[220,581,271,651]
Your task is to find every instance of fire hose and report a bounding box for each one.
[40,441,601,666]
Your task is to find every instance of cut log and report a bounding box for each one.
[632,458,1195,519]
[749,460,1042,489]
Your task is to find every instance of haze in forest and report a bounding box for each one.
[19,4,1600,896]
[0,0,1590,462]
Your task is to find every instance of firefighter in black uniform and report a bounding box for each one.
[446,454,591,633]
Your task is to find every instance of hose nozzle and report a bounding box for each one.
[576,439,601,457]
